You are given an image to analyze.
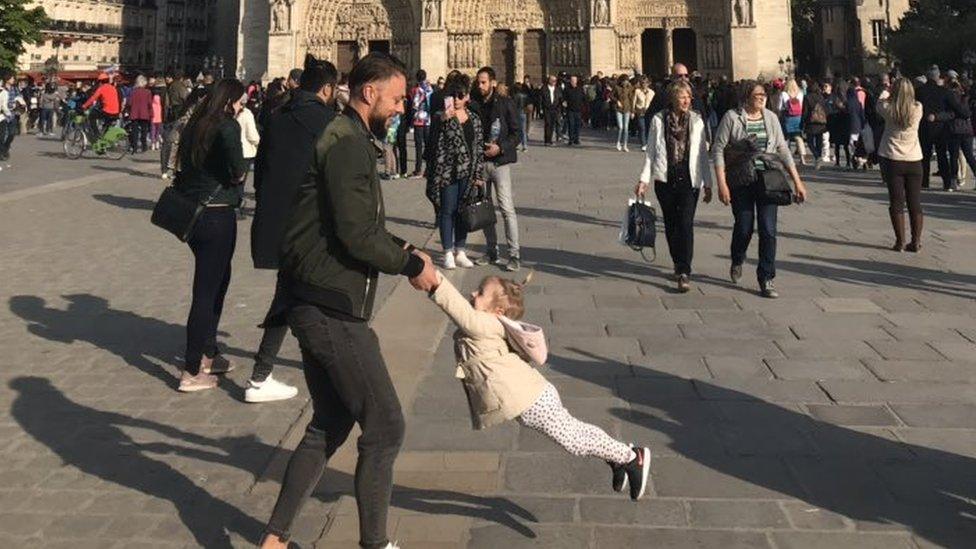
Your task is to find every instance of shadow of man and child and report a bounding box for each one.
[8,294,976,547]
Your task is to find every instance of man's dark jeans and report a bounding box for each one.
[566,111,582,145]
[252,272,290,382]
[265,304,405,549]
[0,119,13,159]
[654,181,700,276]
[730,183,778,283]
[413,125,428,174]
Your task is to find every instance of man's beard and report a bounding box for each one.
[368,112,389,138]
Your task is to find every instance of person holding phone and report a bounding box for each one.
[711,80,808,299]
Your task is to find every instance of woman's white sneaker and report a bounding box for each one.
[454,250,474,268]
[442,251,456,270]
[245,375,299,403]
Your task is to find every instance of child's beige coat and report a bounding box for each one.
[430,277,548,430]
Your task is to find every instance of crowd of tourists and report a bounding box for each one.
[2,51,973,548]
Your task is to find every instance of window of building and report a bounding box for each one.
[824,7,833,23]
[826,39,834,58]
[871,19,887,48]
[73,55,79,60]
[86,55,92,61]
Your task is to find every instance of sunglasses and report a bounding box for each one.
[675,74,689,79]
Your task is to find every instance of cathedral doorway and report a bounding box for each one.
[672,29,697,71]
[336,41,357,76]
[641,29,667,77]
[523,29,546,83]
[369,40,391,56]
[490,30,515,86]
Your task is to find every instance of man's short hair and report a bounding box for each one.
[300,56,338,92]
[288,68,304,83]
[477,66,496,81]
[348,52,407,97]
[926,65,941,81]
[0,69,14,82]
[416,69,427,82]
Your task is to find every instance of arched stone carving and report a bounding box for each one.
[304,0,416,62]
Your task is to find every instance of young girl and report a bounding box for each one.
[428,271,651,500]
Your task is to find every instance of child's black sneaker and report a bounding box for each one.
[623,446,651,501]
[608,461,627,492]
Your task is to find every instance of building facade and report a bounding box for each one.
[816,0,910,77]
[18,0,158,73]
[236,0,794,83]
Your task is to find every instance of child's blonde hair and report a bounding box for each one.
[482,271,534,320]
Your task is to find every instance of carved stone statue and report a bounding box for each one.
[271,0,289,33]
[356,33,369,60]
[424,0,440,28]
[733,0,752,26]
[593,0,610,26]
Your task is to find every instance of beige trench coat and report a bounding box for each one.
[430,277,548,430]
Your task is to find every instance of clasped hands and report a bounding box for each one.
[408,248,440,292]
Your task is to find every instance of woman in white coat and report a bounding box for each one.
[634,80,713,292]
[236,101,261,218]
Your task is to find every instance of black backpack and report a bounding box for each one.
[623,200,657,261]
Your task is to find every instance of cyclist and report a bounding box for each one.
[82,73,121,139]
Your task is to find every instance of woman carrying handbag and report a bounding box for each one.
[634,79,713,293]
[712,80,808,299]
[428,72,487,270]
[173,79,249,392]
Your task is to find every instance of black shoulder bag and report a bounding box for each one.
[756,156,794,206]
[151,180,222,242]
[460,183,497,233]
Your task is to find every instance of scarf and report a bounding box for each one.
[666,109,690,166]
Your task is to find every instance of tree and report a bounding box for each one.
[0,0,49,71]
[791,0,820,77]
[884,0,976,75]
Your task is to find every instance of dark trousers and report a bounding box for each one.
[184,208,236,374]
[265,304,405,549]
[39,108,55,134]
[920,131,950,188]
[129,119,150,152]
[806,132,824,160]
[566,111,582,145]
[252,272,290,382]
[413,125,428,174]
[654,182,700,276]
[949,134,976,179]
[880,158,923,214]
[730,183,778,284]
[0,119,14,160]
[395,128,408,176]
[544,110,558,144]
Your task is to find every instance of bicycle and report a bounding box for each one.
[63,111,128,160]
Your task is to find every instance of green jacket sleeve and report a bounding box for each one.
[321,136,411,275]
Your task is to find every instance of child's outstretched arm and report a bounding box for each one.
[429,273,505,338]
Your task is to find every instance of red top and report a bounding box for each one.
[83,83,121,115]
[128,87,153,120]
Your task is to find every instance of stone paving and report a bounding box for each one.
[2,128,976,548]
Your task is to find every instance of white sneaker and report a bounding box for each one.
[641,145,647,152]
[454,250,474,268]
[382,542,400,549]
[616,142,622,151]
[442,252,456,270]
[244,375,298,403]
[623,145,630,152]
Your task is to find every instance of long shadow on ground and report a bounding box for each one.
[9,377,537,546]
[548,350,976,548]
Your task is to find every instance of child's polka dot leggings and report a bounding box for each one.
[517,382,633,465]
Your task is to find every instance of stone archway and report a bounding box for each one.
[304,0,418,74]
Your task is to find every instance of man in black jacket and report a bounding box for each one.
[260,52,437,549]
[563,74,586,145]
[916,66,967,190]
[540,74,562,145]
[472,66,523,271]
[246,55,338,403]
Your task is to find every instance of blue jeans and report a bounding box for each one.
[566,111,581,144]
[439,179,469,251]
[615,111,630,147]
[730,183,778,283]
[518,112,528,148]
[636,114,648,147]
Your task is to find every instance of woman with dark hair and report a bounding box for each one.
[173,78,249,392]
[829,79,852,168]
[712,80,808,299]
[428,72,485,270]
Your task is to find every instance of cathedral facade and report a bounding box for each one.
[234,0,793,83]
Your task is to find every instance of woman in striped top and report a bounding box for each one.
[711,81,808,299]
